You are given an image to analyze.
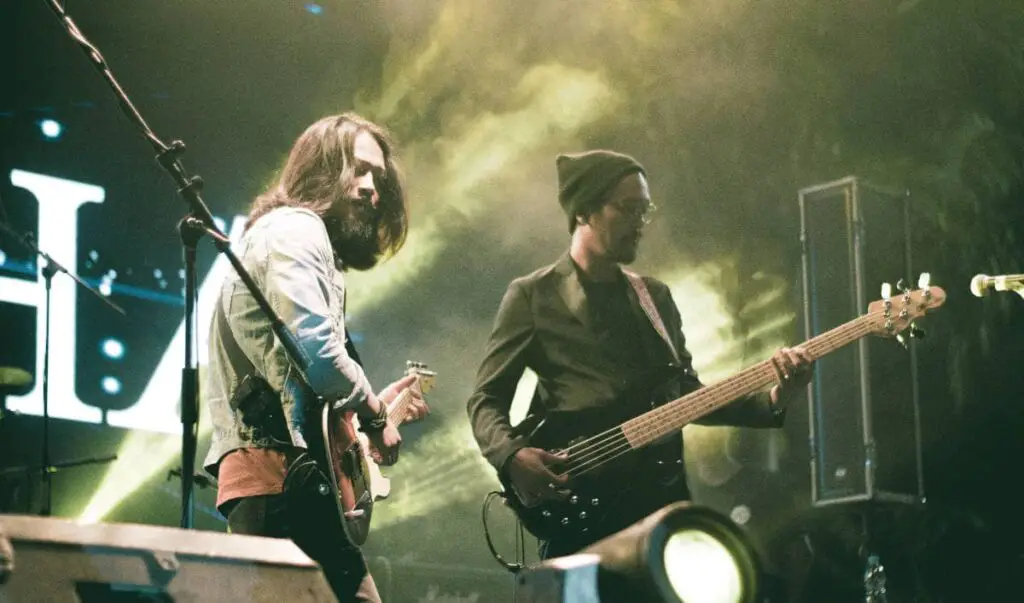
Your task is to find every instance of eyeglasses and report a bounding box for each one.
[609,200,658,224]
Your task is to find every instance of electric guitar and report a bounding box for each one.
[501,281,946,542]
[357,362,437,500]
[320,361,436,547]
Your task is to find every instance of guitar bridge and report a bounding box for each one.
[343,509,366,519]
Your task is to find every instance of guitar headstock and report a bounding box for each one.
[405,360,437,394]
[865,273,946,345]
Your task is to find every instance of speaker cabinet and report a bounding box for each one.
[0,514,337,602]
[798,176,924,507]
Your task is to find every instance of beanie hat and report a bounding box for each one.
[556,150,645,232]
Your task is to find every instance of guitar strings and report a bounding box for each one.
[560,313,866,460]
[622,319,873,446]
[561,317,875,477]
[559,317,876,479]
[558,319,872,480]
[387,377,423,422]
[552,315,878,481]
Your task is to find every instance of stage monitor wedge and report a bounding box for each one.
[0,514,337,602]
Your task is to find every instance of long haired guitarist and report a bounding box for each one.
[466,150,814,560]
[202,114,428,603]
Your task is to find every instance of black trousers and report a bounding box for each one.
[227,493,380,602]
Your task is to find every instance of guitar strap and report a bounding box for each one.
[340,274,364,368]
[623,270,681,366]
[344,335,363,367]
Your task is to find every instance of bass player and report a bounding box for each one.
[466,149,813,559]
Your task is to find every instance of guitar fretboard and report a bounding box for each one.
[622,313,875,448]
[563,312,879,480]
[387,381,422,425]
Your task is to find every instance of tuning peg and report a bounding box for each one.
[909,323,926,339]
[881,282,892,299]
[895,333,908,350]
[896,278,909,293]
[917,272,931,289]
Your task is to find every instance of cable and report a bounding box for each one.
[482,490,526,574]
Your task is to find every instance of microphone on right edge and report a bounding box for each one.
[970,273,1024,298]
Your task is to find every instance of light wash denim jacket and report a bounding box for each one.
[202,207,372,476]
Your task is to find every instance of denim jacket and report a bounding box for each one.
[202,207,372,476]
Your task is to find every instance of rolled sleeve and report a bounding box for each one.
[261,210,371,408]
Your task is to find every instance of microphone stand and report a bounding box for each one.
[0,219,125,517]
[43,0,312,529]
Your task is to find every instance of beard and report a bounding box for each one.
[608,230,640,265]
[324,198,382,271]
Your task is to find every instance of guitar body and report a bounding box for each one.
[321,404,373,547]
[357,427,392,499]
[502,366,687,542]
[317,361,437,548]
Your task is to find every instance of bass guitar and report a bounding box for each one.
[501,282,946,542]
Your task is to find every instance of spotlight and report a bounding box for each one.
[100,337,125,360]
[514,502,761,603]
[100,376,122,395]
[39,118,63,139]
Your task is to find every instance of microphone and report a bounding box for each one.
[970,273,1024,297]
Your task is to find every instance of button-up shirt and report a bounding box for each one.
[202,207,372,476]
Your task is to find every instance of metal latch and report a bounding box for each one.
[144,550,180,588]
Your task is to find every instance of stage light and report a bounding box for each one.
[101,376,122,395]
[663,530,743,603]
[514,502,761,603]
[100,337,125,360]
[729,505,751,526]
[39,119,63,139]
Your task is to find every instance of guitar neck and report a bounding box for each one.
[620,312,876,449]
[386,383,419,426]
